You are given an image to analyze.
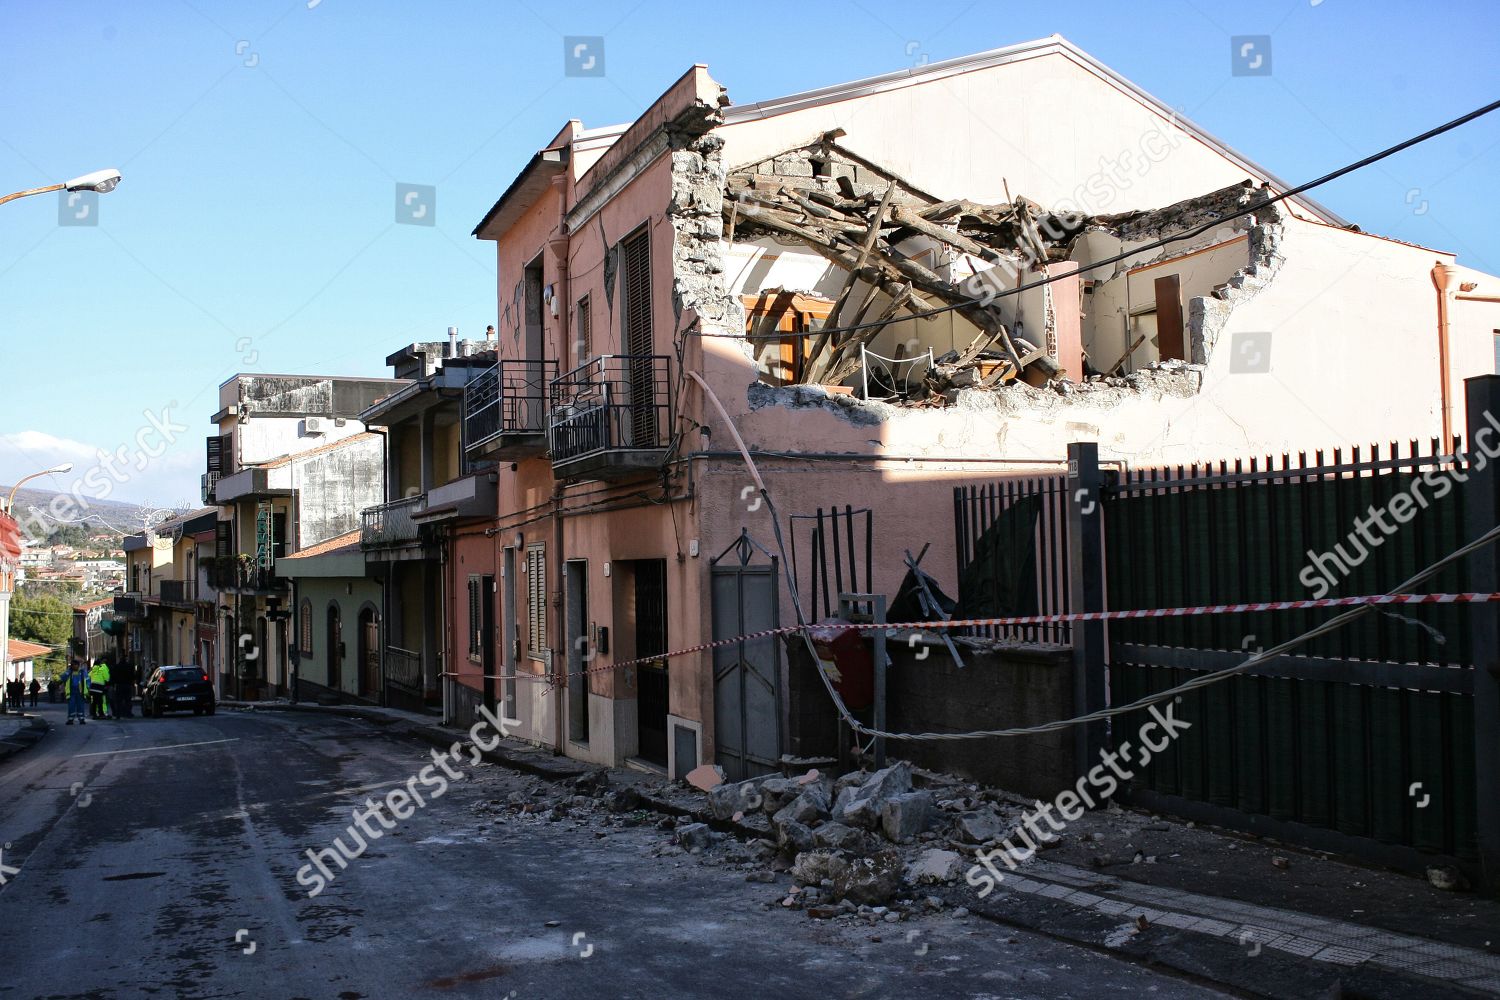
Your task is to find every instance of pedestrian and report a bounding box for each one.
[28,677,39,708]
[115,661,134,719]
[63,663,87,725]
[88,658,111,720]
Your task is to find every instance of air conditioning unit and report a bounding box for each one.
[301,417,326,436]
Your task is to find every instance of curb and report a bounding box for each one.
[0,713,51,766]
[959,882,1489,1000]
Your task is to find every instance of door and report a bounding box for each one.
[359,610,379,697]
[480,575,496,713]
[712,531,784,780]
[502,548,518,721]
[326,604,342,691]
[634,559,669,767]
[566,560,590,745]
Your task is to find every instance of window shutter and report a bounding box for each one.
[468,576,481,661]
[575,294,592,367]
[206,435,223,474]
[526,542,547,659]
[619,227,656,445]
[215,521,232,558]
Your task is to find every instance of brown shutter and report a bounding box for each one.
[1154,274,1185,362]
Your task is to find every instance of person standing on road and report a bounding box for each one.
[88,659,111,720]
[28,677,39,707]
[114,660,134,719]
[64,663,88,725]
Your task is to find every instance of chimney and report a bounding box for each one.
[447,326,458,359]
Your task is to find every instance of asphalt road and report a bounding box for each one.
[0,701,1228,999]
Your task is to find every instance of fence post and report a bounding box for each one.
[1463,376,1500,891]
[1067,442,1108,784]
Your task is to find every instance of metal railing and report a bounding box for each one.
[201,472,220,505]
[547,354,673,465]
[360,495,423,547]
[465,358,557,450]
[385,645,422,691]
[159,579,197,606]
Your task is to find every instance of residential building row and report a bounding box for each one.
[108,36,1498,782]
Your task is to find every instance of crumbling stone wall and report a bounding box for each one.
[668,131,740,338]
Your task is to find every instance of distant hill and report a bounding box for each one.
[1,486,170,540]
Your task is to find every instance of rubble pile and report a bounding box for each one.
[693,760,1053,922]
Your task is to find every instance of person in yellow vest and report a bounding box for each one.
[88,659,111,720]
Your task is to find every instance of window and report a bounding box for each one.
[1493,330,1500,374]
[299,599,313,654]
[575,294,592,368]
[467,575,483,662]
[621,227,652,356]
[526,542,547,661]
[741,291,836,385]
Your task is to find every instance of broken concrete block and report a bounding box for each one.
[791,850,849,887]
[776,819,816,856]
[906,848,962,885]
[832,850,905,906]
[773,785,831,828]
[675,823,719,853]
[880,790,934,844]
[834,762,913,830]
[812,822,866,853]
[954,809,1005,844]
[707,778,764,821]
[758,776,802,813]
[685,763,726,793]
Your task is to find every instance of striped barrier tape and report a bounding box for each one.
[551,591,1500,685]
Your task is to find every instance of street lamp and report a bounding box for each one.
[1,462,74,713]
[0,170,122,208]
[4,463,74,514]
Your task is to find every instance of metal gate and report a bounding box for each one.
[711,530,784,781]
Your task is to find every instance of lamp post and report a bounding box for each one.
[1,463,74,713]
[0,169,122,208]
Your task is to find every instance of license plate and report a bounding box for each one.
[175,696,195,702]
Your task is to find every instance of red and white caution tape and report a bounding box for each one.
[554,591,1500,684]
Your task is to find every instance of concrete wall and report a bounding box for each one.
[884,638,1076,800]
[714,44,1328,225]
[236,415,368,468]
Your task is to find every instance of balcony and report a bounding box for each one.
[385,645,423,693]
[465,358,558,460]
[548,355,674,481]
[414,472,497,525]
[159,579,197,608]
[205,556,283,594]
[201,472,220,505]
[361,495,425,551]
[114,593,148,621]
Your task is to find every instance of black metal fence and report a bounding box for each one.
[789,505,872,621]
[548,354,673,464]
[950,433,1492,879]
[952,476,1071,644]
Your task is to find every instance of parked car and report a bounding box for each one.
[142,666,216,716]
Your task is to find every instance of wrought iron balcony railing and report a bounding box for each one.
[360,495,424,548]
[465,358,557,456]
[548,355,673,478]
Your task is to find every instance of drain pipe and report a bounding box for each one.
[1432,262,1458,448]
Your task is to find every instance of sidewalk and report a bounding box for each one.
[0,706,50,765]
[227,697,1500,998]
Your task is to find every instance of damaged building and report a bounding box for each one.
[450,34,1499,784]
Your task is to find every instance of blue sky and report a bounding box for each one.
[2,0,1497,508]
